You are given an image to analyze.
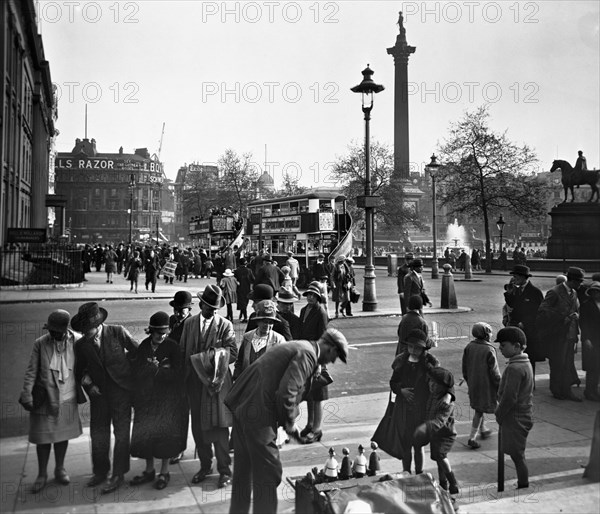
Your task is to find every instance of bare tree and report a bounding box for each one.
[330,140,421,233]
[437,105,547,272]
[182,166,219,219]
[272,170,308,198]
[217,149,260,213]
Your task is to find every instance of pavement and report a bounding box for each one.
[1,268,599,513]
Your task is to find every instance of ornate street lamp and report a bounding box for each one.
[496,214,506,256]
[352,65,384,311]
[426,154,441,279]
[128,174,136,244]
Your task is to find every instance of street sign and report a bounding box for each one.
[6,228,47,243]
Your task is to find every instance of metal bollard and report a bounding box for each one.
[440,264,458,309]
[464,257,473,280]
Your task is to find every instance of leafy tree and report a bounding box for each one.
[437,105,546,272]
[330,140,421,234]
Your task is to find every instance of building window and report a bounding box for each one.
[94,188,101,196]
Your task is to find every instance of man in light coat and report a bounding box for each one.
[536,266,585,401]
[180,284,237,488]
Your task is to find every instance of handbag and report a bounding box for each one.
[371,392,404,460]
[350,286,360,304]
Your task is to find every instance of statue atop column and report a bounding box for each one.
[397,12,407,42]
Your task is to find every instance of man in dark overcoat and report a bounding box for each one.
[254,253,284,293]
[180,285,237,488]
[403,259,432,309]
[397,252,414,315]
[504,265,544,374]
[536,267,585,401]
[225,328,349,514]
[73,302,138,493]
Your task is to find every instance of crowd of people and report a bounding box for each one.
[19,247,599,512]
[19,246,359,512]
[392,253,600,503]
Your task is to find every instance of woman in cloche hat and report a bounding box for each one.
[129,312,188,490]
[298,282,330,443]
[19,310,85,493]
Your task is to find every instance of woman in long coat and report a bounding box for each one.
[298,281,329,443]
[331,256,350,318]
[130,312,187,490]
[19,310,85,493]
[234,258,254,322]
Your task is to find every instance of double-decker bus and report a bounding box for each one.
[245,189,353,285]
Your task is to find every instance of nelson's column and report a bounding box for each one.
[387,12,424,220]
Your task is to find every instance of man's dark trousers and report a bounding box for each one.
[229,417,281,514]
[89,377,132,477]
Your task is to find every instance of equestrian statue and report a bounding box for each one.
[550,159,599,203]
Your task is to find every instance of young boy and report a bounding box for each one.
[495,327,534,489]
[413,367,459,495]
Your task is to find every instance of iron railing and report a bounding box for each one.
[0,244,84,289]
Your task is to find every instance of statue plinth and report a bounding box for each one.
[546,203,600,259]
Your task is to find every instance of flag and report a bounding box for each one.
[329,227,353,265]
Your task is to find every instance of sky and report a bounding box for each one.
[37,0,599,187]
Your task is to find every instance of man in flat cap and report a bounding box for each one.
[225,327,349,514]
[537,267,585,401]
[73,302,138,493]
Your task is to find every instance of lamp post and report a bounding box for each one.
[425,154,440,279]
[496,214,506,257]
[128,174,135,244]
[352,65,384,312]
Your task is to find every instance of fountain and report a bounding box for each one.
[444,219,469,254]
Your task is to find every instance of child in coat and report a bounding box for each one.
[462,322,502,449]
[390,328,439,474]
[495,327,534,489]
[413,366,459,495]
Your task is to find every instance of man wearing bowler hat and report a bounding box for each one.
[504,265,544,375]
[168,290,194,345]
[225,327,349,514]
[73,302,138,493]
[167,290,194,465]
[403,259,432,310]
[537,267,586,401]
[180,284,237,488]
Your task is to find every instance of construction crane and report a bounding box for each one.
[157,122,165,162]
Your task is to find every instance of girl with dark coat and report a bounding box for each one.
[461,322,502,449]
[130,312,187,490]
[413,367,459,495]
[389,328,439,474]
